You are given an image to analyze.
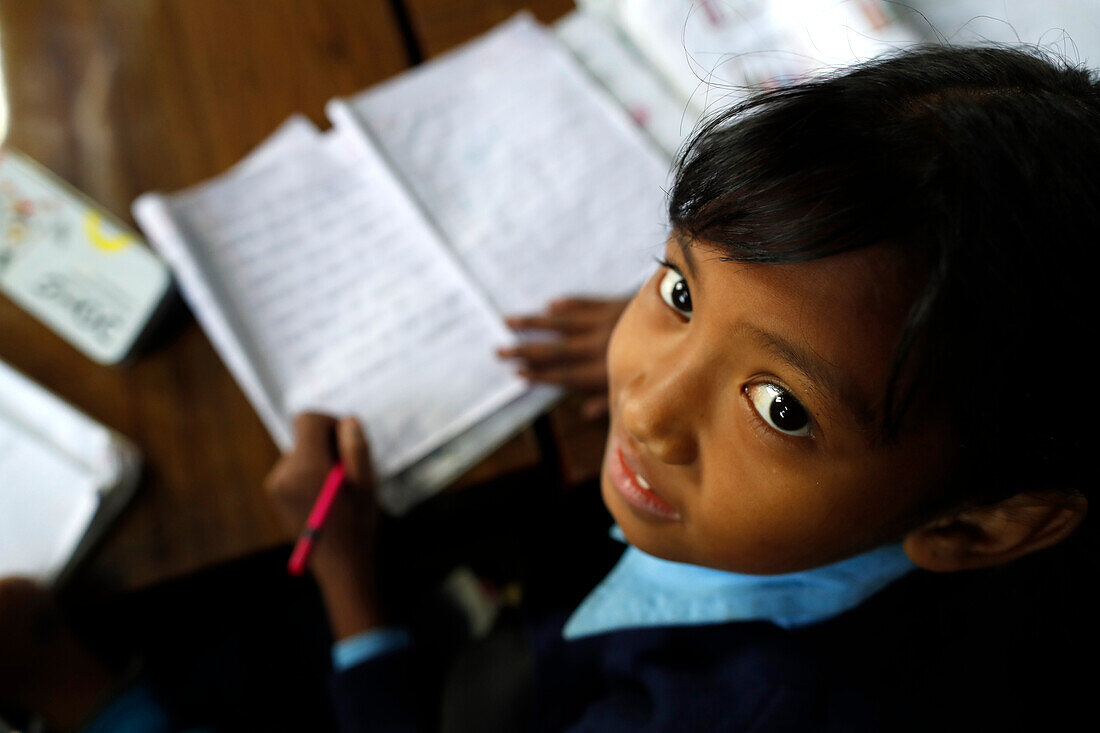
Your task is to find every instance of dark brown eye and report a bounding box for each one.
[658,268,692,318]
[747,384,812,437]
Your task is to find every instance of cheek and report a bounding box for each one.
[694,447,939,572]
[692,442,802,563]
[691,436,873,571]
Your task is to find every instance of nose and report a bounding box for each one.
[618,354,701,466]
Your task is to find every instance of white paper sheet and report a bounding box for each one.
[581,0,919,115]
[580,1,1100,117]
[555,11,690,159]
[135,127,526,475]
[332,13,671,317]
[0,410,100,580]
[907,0,1100,62]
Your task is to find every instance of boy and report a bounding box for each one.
[266,45,1096,731]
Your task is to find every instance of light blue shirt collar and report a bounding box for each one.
[563,527,915,640]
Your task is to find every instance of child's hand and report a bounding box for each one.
[266,415,389,637]
[498,296,629,419]
[264,414,379,579]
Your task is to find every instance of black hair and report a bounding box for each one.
[669,46,1100,507]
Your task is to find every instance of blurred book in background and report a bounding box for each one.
[0,358,140,586]
[0,149,172,365]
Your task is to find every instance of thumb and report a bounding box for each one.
[337,417,375,488]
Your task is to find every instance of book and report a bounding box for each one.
[134,14,670,514]
[0,358,141,586]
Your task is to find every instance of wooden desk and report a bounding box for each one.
[1,0,596,591]
[401,0,575,56]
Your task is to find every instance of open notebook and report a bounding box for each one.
[0,359,140,585]
[134,14,670,513]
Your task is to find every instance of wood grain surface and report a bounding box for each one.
[401,0,575,57]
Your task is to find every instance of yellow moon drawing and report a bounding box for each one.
[84,212,133,252]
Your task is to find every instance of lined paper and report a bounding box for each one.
[555,11,688,159]
[332,14,671,316]
[137,127,525,475]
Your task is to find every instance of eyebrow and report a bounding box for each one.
[674,234,700,278]
[735,322,878,434]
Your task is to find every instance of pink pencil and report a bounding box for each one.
[287,463,347,575]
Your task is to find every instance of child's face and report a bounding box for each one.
[602,236,952,573]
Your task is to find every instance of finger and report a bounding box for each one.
[264,457,317,500]
[503,314,590,334]
[292,413,338,462]
[337,417,374,488]
[581,395,610,420]
[496,338,596,365]
[519,361,608,391]
[546,297,617,315]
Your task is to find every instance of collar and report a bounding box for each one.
[563,527,915,640]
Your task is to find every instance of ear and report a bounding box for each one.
[903,491,1088,572]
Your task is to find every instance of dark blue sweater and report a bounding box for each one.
[329,557,1092,732]
[329,610,878,731]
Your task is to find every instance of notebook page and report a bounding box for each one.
[136,127,525,475]
[0,410,100,581]
[134,192,287,445]
[133,118,328,447]
[330,13,671,316]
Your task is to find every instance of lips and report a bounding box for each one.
[607,435,682,521]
